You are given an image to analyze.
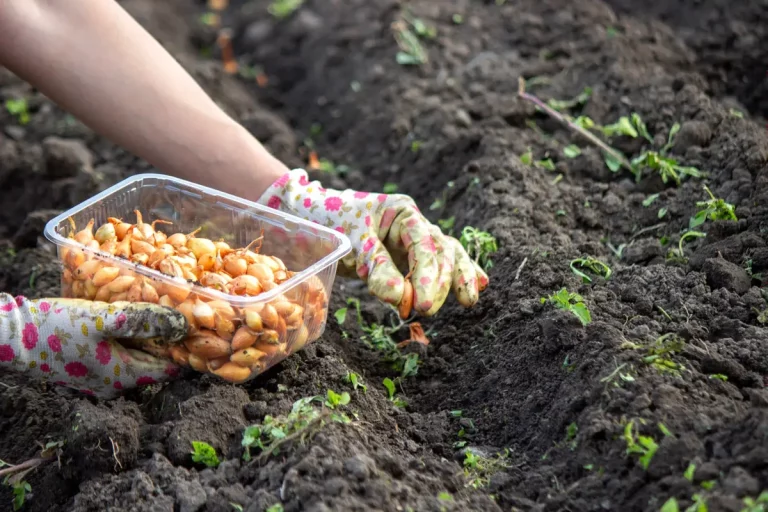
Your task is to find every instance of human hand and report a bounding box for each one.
[0,294,188,399]
[258,169,489,316]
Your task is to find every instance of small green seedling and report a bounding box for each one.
[268,0,304,19]
[520,149,556,170]
[684,462,696,482]
[623,333,686,376]
[460,226,498,271]
[383,183,399,194]
[565,422,579,450]
[383,378,407,408]
[630,151,704,185]
[462,448,511,489]
[667,230,706,263]
[600,116,638,138]
[729,109,744,119]
[325,389,351,409]
[660,122,681,155]
[335,298,420,377]
[393,11,433,65]
[563,144,582,158]
[190,441,219,468]
[438,216,456,233]
[623,420,659,470]
[344,372,368,393]
[546,87,592,112]
[643,193,660,207]
[242,393,351,462]
[570,256,612,283]
[10,482,31,511]
[265,504,285,512]
[541,288,592,326]
[630,113,653,143]
[741,491,768,512]
[689,185,737,229]
[4,99,30,125]
[709,374,728,382]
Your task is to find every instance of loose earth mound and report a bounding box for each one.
[0,0,766,511]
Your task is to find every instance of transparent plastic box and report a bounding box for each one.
[44,173,351,383]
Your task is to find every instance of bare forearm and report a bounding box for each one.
[0,0,286,199]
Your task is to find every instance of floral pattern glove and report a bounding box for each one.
[0,294,188,399]
[259,169,489,315]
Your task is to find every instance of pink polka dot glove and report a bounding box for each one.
[0,294,188,399]
[258,169,489,315]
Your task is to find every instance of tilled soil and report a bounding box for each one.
[0,0,767,511]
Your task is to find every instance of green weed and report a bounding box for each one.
[520,149,556,170]
[325,389,351,409]
[541,288,592,326]
[460,226,498,271]
[546,87,592,112]
[630,151,704,185]
[4,99,30,125]
[334,298,420,378]
[241,392,351,462]
[661,122,681,154]
[463,449,511,489]
[268,0,304,19]
[666,230,707,263]
[383,378,407,408]
[393,10,434,65]
[689,185,737,229]
[623,420,665,470]
[622,333,686,376]
[741,491,768,512]
[563,144,582,158]
[344,372,368,393]
[570,256,612,283]
[190,441,219,468]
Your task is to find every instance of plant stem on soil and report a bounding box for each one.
[517,78,633,172]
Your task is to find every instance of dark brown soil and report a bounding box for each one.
[1,0,767,511]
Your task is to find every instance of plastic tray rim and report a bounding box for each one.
[43,172,353,306]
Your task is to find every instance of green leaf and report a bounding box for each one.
[563,145,582,158]
[601,116,638,138]
[661,122,681,154]
[537,158,556,171]
[660,497,680,512]
[401,353,420,378]
[438,491,454,502]
[396,52,421,66]
[684,462,696,482]
[689,210,709,229]
[383,378,396,399]
[631,113,653,142]
[520,150,533,165]
[571,303,592,326]
[658,207,668,219]
[643,193,660,207]
[604,153,622,172]
[191,441,220,468]
[573,116,595,129]
[334,307,348,325]
[383,183,399,194]
[450,410,463,417]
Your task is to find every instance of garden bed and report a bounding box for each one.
[0,0,766,510]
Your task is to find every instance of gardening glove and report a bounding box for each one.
[258,169,489,316]
[0,294,188,399]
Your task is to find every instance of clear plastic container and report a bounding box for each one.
[44,173,351,383]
